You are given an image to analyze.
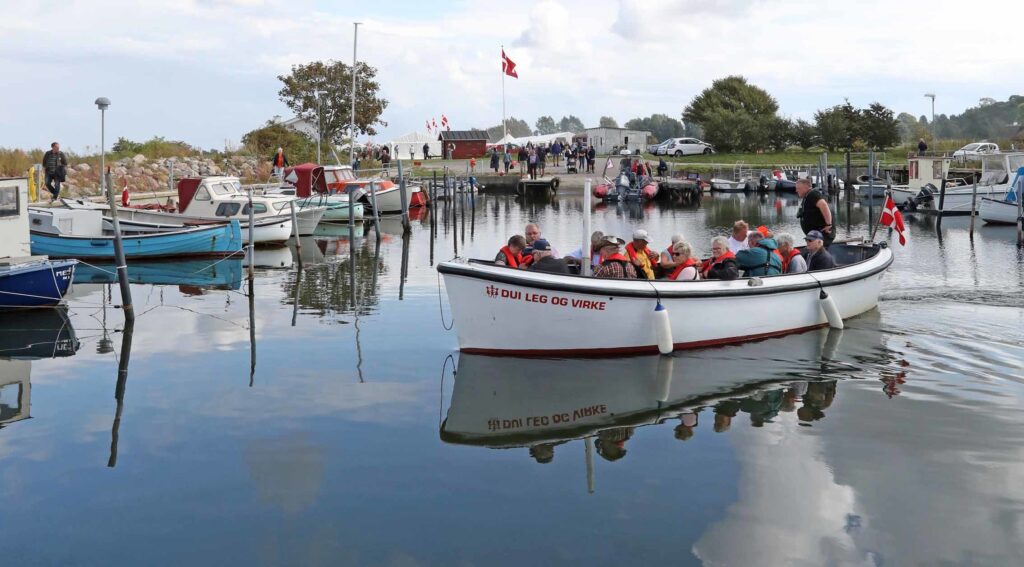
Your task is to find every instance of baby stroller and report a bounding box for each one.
[565,153,579,174]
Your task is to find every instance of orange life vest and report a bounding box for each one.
[499,245,523,268]
[625,242,656,264]
[701,250,736,276]
[275,153,284,167]
[669,258,699,280]
[777,248,801,273]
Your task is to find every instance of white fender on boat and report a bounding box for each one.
[654,302,674,354]
[819,289,844,330]
[654,354,674,402]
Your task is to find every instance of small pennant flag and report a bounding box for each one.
[432,118,438,130]
[879,193,907,245]
[425,120,431,133]
[502,49,518,79]
[441,114,450,130]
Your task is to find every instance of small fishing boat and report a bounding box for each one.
[593,155,659,202]
[29,208,243,260]
[438,241,891,356]
[978,166,1024,225]
[0,177,77,310]
[324,165,428,214]
[264,163,364,221]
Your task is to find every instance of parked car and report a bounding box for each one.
[952,142,999,159]
[656,137,714,157]
[648,140,671,154]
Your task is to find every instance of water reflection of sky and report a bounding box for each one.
[2,190,1024,565]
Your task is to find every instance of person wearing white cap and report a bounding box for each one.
[625,229,658,280]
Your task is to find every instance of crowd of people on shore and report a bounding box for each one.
[485,140,598,179]
[494,178,837,280]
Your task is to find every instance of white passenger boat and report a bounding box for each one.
[438,242,892,356]
[978,162,1024,225]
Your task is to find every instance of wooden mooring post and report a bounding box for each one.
[936,179,948,230]
[969,180,978,238]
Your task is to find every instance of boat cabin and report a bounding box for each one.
[0,178,31,259]
[177,176,296,219]
[979,152,1024,186]
[281,163,329,198]
[907,155,951,188]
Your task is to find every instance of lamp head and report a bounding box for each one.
[95,97,111,110]
[924,93,935,99]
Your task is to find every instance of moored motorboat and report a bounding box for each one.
[324,165,428,214]
[892,153,1008,215]
[266,163,364,221]
[710,178,752,193]
[979,166,1024,225]
[438,242,892,356]
[29,208,243,260]
[593,155,659,202]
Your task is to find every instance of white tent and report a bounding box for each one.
[508,131,575,148]
[388,131,442,160]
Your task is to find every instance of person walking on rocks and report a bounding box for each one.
[270,147,289,179]
[43,142,68,202]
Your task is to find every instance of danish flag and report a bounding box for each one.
[425,120,431,133]
[879,193,907,245]
[432,118,438,130]
[502,49,518,78]
[441,114,450,130]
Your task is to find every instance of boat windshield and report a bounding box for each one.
[326,169,356,183]
[980,154,1010,185]
[272,202,293,212]
[210,184,234,196]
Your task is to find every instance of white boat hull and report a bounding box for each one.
[294,206,326,236]
[438,244,892,356]
[891,184,1002,215]
[979,197,1021,225]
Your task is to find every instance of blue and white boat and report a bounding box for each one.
[29,208,243,260]
[0,177,77,309]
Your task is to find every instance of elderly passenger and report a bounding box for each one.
[701,236,739,280]
[593,236,638,279]
[727,220,750,253]
[805,230,835,271]
[775,233,807,274]
[659,233,686,271]
[736,231,782,277]
[566,230,604,269]
[528,239,570,274]
[666,240,700,281]
[494,235,527,268]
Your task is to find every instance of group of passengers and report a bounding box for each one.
[495,218,835,281]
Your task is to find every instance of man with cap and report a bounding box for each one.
[527,239,570,274]
[804,230,835,271]
[625,229,659,280]
[593,235,638,279]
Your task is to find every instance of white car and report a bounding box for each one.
[656,137,714,156]
[648,140,671,154]
[952,142,999,159]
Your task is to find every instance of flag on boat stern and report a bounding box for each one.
[880,194,907,245]
[502,49,518,78]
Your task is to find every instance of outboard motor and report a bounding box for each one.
[905,184,935,211]
[758,175,770,192]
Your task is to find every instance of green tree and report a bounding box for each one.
[792,119,818,150]
[535,115,558,135]
[485,117,532,142]
[599,116,619,128]
[277,60,389,146]
[558,115,585,132]
[766,117,794,152]
[624,114,686,142]
[241,121,317,164]
[683,76,780,152]
[814,102,859,151]
[859,103,900,149]
[112,137,142,154]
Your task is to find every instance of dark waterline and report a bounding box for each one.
[2,189,1024,566]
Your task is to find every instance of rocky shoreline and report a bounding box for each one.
[57,155,264,198]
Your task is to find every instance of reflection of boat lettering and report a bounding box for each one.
[489,287,606,311]
[487,404,610,431]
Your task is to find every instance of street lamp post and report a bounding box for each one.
[95,97,134,322]
[350,22,360,168]
[315,90,323,164]
[924,93,936,135]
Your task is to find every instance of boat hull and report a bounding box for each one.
[891,185,1001,215]
[31,221,243,260]
[297,196,364,221]
[0,259,77,309]
[979,197,1021,224]
[593,183,659,202]
[438,244,891,356]
[710,179,750,193]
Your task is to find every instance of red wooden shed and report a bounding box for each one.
[439,130,488,159]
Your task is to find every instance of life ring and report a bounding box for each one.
[551,177,560,190]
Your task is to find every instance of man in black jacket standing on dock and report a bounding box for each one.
[43,142,68,202]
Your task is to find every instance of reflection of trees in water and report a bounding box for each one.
[282,242,386,318]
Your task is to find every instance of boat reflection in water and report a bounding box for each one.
[74,259,243,291]
[0,308,79,430]
[442,313,891,474]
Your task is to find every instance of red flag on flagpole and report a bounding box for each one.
[432,118,438,130]
[425,120,431,133]
[441,114,449,130]
[502,49,518,79]
[879,194,907,245]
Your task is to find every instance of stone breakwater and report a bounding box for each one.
[58,154,265,198]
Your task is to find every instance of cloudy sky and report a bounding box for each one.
[2,0,1021,153]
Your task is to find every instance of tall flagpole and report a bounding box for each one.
[501,45,507,145]
[350,22,360,167]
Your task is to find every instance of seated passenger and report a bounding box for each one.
[775,233,807,274]
[805,230,835,271]
[666,240,700,281]
[528,239,570,274]
[736,231,782,277]
[566,230,604,270]
[659,233,685,271]
[625,229,659,280]
[701,236,739,280]
[727,220,750,253]
[593,236,638,279]
[494,235,526,268]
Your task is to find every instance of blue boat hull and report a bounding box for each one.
[0,259,77,309]
[30,220,243,260]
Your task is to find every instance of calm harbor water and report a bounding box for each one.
[3,189,1024,566]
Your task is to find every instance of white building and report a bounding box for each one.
[580,127,652,155]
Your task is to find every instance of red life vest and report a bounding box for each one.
[275,153,284,167]
[626,242,656,263]
[603,252,630,264]
[778,248,801,272]
[701,250,736,276]
[499,245,523,268]
[669,258,699,280]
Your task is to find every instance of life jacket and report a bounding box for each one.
[777,248,801,273]
[499,246,523,268]
[625,242,655,280]
[601,252,631,266]
[701,250,736,276]
[669,258,699,280]
[275,153,285,167]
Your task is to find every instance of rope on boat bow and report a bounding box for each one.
[437,269,454,330]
